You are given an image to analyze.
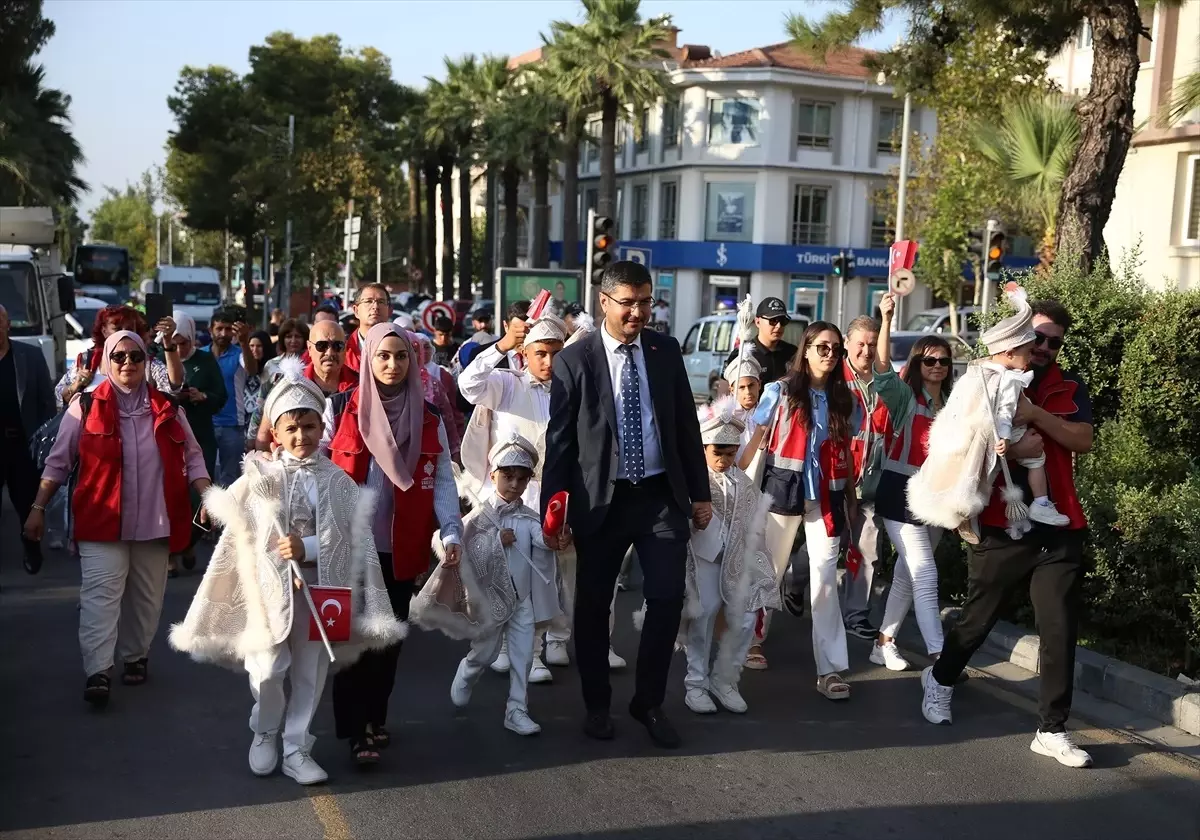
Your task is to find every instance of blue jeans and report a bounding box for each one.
[214,425,245,487]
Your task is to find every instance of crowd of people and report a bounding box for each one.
[2,260,1098,786]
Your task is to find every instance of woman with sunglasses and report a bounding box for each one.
[867,292,953,673]
[744,321,860,699]
[24,330,211,708]
[322,323,463,766]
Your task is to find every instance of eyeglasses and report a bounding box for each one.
[602,293,653,310]
[356,298,389,309]
[311,340,346,354]
[921,357,951,368]
[109,350,146,365]
[1034,332,1064,351]
[807,343,844,359]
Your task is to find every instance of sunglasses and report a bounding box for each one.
[1034,332,1064,351]
[312,340,346,354]
[921,356,951,368]
[109,350,146,365]
[807,343,844,359]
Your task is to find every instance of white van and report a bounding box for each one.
[681,312,810,402]
[148,266,222,328]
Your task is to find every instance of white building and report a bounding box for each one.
[541,37,938,335]
[1048,4,1200,290]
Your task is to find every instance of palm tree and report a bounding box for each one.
[514,66,567,269]
[548,0,672,219]
[0,62,86,205]
[482,86,538,269]
[541,31,591,270]
[398,100,427,292]
[424,72,460,300]
[976,94,1080,268]
[1162,62,1200,127]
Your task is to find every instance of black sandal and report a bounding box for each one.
[367,724,391,749]
[84,673,111,708]
[122,658,148,686]
[351,736,380,766]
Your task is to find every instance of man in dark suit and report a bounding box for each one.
[543,262,711,748]
[0,305,54,577]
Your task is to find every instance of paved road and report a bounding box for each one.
[2,496,1198,840]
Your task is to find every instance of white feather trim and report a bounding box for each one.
[277,354,306,382]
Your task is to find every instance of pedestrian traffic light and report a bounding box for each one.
[831,250,856,282]
[590,215,614,285]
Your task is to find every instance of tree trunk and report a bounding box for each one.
[242,236,255,310]
[1055,0,1142,274]
[408,161,423,291]
[422,158,438,296]
[501,165,520,269]
[562,117,581,269]
[439,153,455,301]
[531,152,550,269]
[483,168,496,300]
[598,92,619,220]
[457,160,473,300]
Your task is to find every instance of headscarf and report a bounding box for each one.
[173,310,197,360]
[358,323,424,492]
[408,331,439,403]
[100,330,151,417]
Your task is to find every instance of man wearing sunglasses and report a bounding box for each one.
[721,297,798,389]
[927,299,1096,769]
[344,284,393,373]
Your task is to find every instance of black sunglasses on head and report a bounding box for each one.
[1034,332,1064,350]
[109,350,146,365]
[312,340,346,354]
[921,356,951,368]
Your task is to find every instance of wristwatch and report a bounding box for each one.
[162,344,178,353]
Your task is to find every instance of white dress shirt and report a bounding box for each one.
[599,324,665,480]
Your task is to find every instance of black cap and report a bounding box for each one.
[756,297,790,321]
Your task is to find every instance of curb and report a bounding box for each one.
[939,607,1200,737]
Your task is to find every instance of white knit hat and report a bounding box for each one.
[525,313,568,346]
[488,432,540,472]
[263,356,327,426]
[980,283,1036,355]
[724,353,762,386]
[697,397,745,447]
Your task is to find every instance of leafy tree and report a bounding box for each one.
[787,0,1188,274]
[548,0,672,218]
[541,29,594,270]
[89,171,159,279]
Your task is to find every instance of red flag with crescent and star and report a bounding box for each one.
[543,491,569,540]
[308,585,353,643]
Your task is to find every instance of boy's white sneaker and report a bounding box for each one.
[1030,730,1093,768]
[490,638,511,673]
[685,687,717,714]
[921,665,954,725]
[545,639,570,666]
[281,750,328,785]
[504,709,542,736]
[529,656,553,684]
[450,660,472,708]
[1029,500,1070,527]
[608,648,627,670]
[870,641,911,672]
[248,730,278,776]
[710,680,748,714]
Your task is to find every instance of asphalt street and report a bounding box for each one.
[2,495,1198,840]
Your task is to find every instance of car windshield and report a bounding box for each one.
[163,282,220,305]
[69,307,103,339]
[904,312,943,332]
[0,262,42,333]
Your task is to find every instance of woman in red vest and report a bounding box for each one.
[744,321,859,700]
[24,330,211,708]
[321,323,463,766]
[868,292,954,673]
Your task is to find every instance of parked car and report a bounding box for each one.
[681,311,811,402]
[902,305,981,340]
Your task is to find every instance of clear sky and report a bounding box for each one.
[41,0,904,218]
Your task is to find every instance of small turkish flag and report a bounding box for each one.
[527,289,553,321]
[543,491,569,539]
[308,585,353,643]
[845,545,864,581]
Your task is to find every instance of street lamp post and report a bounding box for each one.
[892,91,913,331]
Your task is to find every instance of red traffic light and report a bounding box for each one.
[595,234,614,251]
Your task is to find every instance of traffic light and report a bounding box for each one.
[986,230,1005,280]
[589,214,615,286]
[968,221,1005,279]
[831,250,856,282]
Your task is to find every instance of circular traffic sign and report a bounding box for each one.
[421,300,455,333]
[890,268,916,297]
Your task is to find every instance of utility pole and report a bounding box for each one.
[343,198,355,306]
[376,194,382,284]
[262,236,271,328]
[155,215,161,266]
[283,113,294,319]
[892,91,912,331]
[980,218,999,316]
[167,217,173,265]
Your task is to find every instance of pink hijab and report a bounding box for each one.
[100,330,151,416]
[358,323,424,492]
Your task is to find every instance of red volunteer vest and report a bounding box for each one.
[328,389,441,580]
[879,385,937,477]
[303,362,358,393]
[765,397,852,536]
[980,363,1087,531]
[73,379,193,553]
[344,329,364,374]
[844,361,890,483]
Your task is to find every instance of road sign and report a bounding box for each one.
[422,300,455,333]
[890,268,916,297]
[343,233,360,252]
[343,216,362,235]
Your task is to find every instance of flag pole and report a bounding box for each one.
[289,559,336,662]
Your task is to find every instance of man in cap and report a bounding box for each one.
[722,297,798,388]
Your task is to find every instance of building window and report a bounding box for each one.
[658,180,678,240]
[635,107,649,153]
[796,100,834,149]
[1184,155,1200,243]
[1075,19,1092,49]
[631,184,649,239]
[1138,6,1156,64]
[877,106,903,154]
[790,184,830,245]
[870,194,894,248]
[708,97,760,146]
[662,99,681,149]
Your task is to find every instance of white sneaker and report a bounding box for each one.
[1030,730,1093,768]
[870,641,911,672]
[529,656,553,684]
[608,648,627,670]
[504,708,542,736]
[685,687,717,714]
[281,750,328,785]
[248,730,278,776]
[490,639,510,673]
[545,639,570,666]
[1028,500,1070,527]
[921,665,953,725]
[450,660,472,708]
[710,680,748,714]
